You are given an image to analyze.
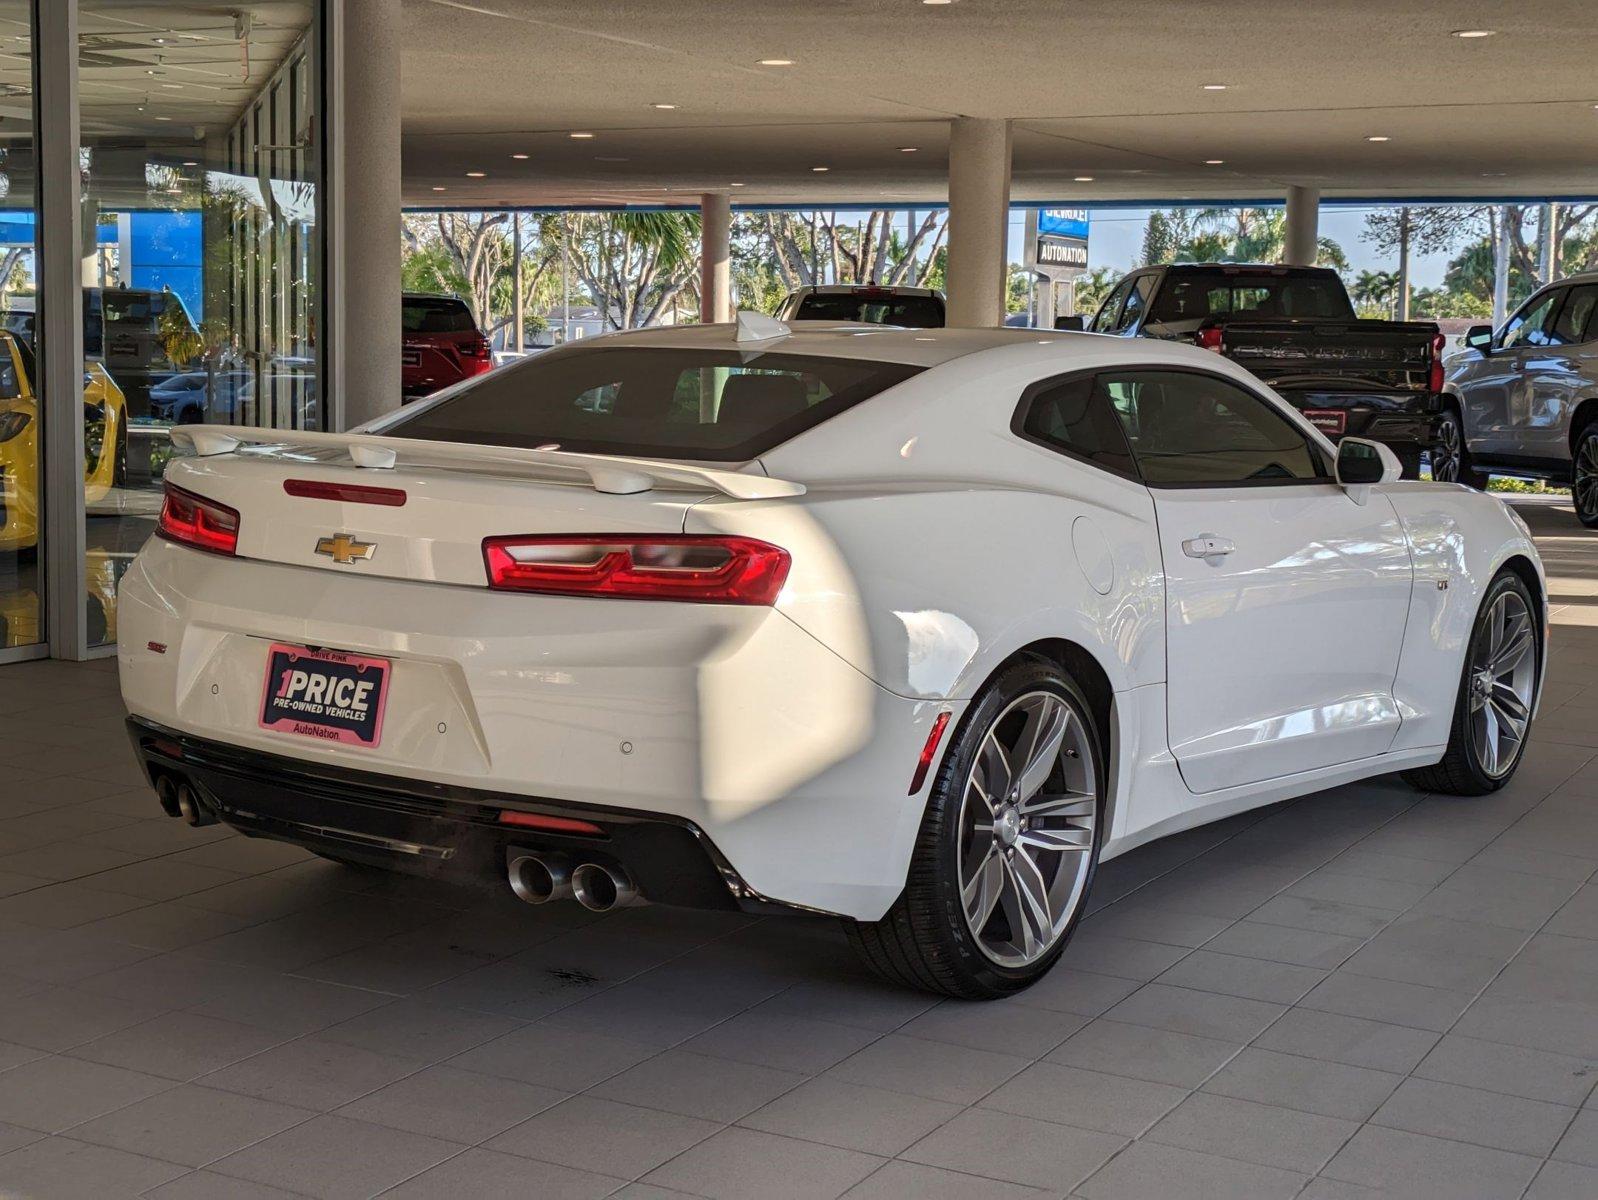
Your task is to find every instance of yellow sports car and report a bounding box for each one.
[0,329,128,553]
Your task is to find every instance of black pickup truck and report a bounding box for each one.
[1085,264,1445,477]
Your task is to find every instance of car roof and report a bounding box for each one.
[1159,263,1340,276]
[568,319,1205,369]
[792,284,942,298]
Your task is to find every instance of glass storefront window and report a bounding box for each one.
[78,2,321,647]
[0,4,41,652]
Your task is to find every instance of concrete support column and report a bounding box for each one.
[1284,186,1320,267]
[331,0,402,429]
[700,193,732,324]
[945,117,1012,327]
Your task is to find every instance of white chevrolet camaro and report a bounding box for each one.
[120,315,1545,999]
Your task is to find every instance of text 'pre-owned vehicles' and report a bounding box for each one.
[1090,264,1447,477]
[402,293,494,401]
[776,284,946,328]
[1438,272,1598,523]
[119,314,1544,998]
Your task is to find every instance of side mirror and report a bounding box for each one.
[1053,315,1086,332]
[1464,324,1494,353]
[1335,437,1401,504]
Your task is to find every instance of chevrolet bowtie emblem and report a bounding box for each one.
[315,533,376,565]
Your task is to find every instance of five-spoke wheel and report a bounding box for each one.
[847,657,1104,998]
[1573,424,1598,529]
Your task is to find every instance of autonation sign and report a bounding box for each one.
[1034,208,1090,269]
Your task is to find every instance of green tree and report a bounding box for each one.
[1351,269,1399,317]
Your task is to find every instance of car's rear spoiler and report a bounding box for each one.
[170,425,806,500]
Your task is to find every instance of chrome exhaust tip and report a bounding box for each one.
[174,782,216,827]
[154,775,182,819]
[571,862,643,912]
[507,854,572,905]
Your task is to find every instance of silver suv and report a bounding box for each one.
[1438,271,1598,524]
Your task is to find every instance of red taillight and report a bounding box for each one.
[498,810,605,836]
[1196,327,1224,352]
[909,711,952,795]
[284,479,408,507]
[464,338,492,360]
[1427,331,1446,394]
[482,535,790,605]
[158,482,239,556]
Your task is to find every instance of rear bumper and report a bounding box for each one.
[127,716,753,911]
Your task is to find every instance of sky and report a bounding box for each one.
[1003,205,1454,288]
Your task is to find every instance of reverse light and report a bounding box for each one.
[158,482,240,556]
[1195,327,1225,353]
[483,535,790,605]
[1427,331,1447,394]
[909,711,952,795]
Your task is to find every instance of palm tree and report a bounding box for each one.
[1352,270,1399,317]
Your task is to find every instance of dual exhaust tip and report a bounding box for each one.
[507,853,642,912]
[154,775,217,827]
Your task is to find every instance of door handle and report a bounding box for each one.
[1182,535,1234,559]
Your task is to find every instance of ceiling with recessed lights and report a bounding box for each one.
[398,0,1598,208]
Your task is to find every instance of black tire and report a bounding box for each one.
[845,656,1105,999]
[1432,405,1488,489]
[1403,570,1540,796]
[1571,421,1598,529]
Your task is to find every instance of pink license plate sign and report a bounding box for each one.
[259,644,390,748]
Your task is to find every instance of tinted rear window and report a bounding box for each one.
[403,296,478,334]
[385,345,922,461]
[791,292,945,328]
[1149,273,1354,323]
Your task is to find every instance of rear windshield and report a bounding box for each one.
[791,292,945,329]
[403,296,478,334]
[384,345,922,461]
[1149,273,1354,323]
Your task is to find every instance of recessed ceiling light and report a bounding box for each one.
[569,131,594,139]
[153,115,171,122]
[1204,159,1224,165]
[652,103,677,110]
[923,0,955,5]
[1366,135,1390,142]
[758,58,795,66]
[1074,175,1094,182]
[152,36,168,43]
[899,146,919,152]
[432,186,446,192]
[465,171,486,177]
[160,83,182,90]
[1202,83,1228,91]
[511,153,529,160]
[1451,28,1495,37]
[812,166,830,172]
[181,160,198,167]
[1482,171,1507,177]
[594,155,630,162]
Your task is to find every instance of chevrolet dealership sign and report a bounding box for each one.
[1028,208,1090,270]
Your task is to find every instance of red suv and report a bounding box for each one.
[402,293,492,401]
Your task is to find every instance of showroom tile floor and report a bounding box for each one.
[0,496,1595,1199]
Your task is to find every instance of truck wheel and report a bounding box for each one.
[1432,407,1488,489]
[845,657,1104,999]
[1403,571,1539,796]
[1572,422,1598,529]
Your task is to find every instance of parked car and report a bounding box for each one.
[1088,264,1446,477]
[149,370,256,424]
[0,330,127,553]
[122,318,1544,999]
[1437,272,1598,523]
[402,293,493,401]
[776,284,946,328]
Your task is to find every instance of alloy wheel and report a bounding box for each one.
[1468,589,1536,779]
[957,690,1097,968]
[1432,415,1461,483]
[1574,434,1598,524]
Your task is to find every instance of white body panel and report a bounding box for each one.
[120,323,1546,921]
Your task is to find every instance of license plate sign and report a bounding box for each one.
[260,644,389,748]
[1302,409,1347,436]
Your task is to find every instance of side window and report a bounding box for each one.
[1099,370,1327,486]
[1550,285,1598,346]
[1089,277,1134,333]
[1499,290,1562,350]
[1111,275,1156,333]
[1016,375,1137,478]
